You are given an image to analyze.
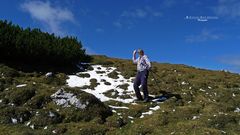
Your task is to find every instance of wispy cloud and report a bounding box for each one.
[121,6,162,19]
[114,6,162,29]
[96,28,104,33]
[219,56,240,67]
[162,0,177,8]
[214,0,240,19]
[218,55,240,73]
[113,22,123,28]
[84,46,97,55]
[185,29,221,43]
[20,0,75,36]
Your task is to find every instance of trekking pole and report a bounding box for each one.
[149,70,162,92]
[150,70,168,96]
[150,70,162,79]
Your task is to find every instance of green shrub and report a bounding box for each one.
[77,73,90,78]
[104,81,111,85]
[7,87,35,106]
[108,70,119,79]
[96,71,106,74]
[92,55,114,66]
[41,73,67,86]
[31,109,63,128]
[106,115,125,128]
[103,89,119,98]
[0,64,19,77]
[207,114,238,129]
[117,83,129,90]
[26,94,51,109]
[89,78,99,89]
[0,107,31,124]
[76,123,108,135]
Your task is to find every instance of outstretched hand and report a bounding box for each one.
[133,50,137,55]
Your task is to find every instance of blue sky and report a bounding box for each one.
[1,0,240,73]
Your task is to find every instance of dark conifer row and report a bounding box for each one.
[0,20,91,66]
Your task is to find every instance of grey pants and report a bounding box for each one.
[133,69,149,100]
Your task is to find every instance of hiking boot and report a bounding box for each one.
[134,98,143,102]
[143,98,150,103]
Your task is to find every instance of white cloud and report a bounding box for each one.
[113,22,123,28]
[214,0,240,19]
[219,56,240,67]
[114,6,162,29]
[120,7,162,19]
[84,46,97,55]
[121,9,147,18]
[186,29,221,43]
[21,0,75,36]
[218,56,240,73]
[162,0,176,8]
[96,28,104,33]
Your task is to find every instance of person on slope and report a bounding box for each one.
[132,49,151,102]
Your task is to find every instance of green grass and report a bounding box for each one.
[0,55,240,134]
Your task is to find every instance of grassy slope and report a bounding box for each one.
[92,55,240,135]
[0,55,239,135]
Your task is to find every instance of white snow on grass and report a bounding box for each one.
[199,88,206,92]
[140,111,153,118]
[128,116,134,119]
[16,84,27,88]
[192,116,200,120]
[181,81,187,85]
[150,106,160,111]
[67,65,135,103]
[26,121,31,126]
[234,107,240,113]
[66,65,162,118]
[11,118,17,124]
[140,106,160,118]
[109,105,129,109]
[30,124,34,129]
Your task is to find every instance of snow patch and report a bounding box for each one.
[128,116,134,119]
[140,110,153,118]
[181,81,187,85]
[234,107,240,113]
[16,84,27,88]
[11,118,17,124]
[49,111,55,117]
[26,121,31,126]
[30,124,35,129]
[66,65,135,104]
[199,88,205,92]
[45,72,53,77]
[109,105,129,109]
[192,116,200,120]
[150,106,160,111]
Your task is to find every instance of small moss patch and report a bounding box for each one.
[77,73,90,78]
[108,70,119,79]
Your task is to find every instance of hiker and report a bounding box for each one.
[132,49,151,102]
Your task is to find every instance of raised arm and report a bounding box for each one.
[132,50,138,64]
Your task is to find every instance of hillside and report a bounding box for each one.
[0,55,239,135]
